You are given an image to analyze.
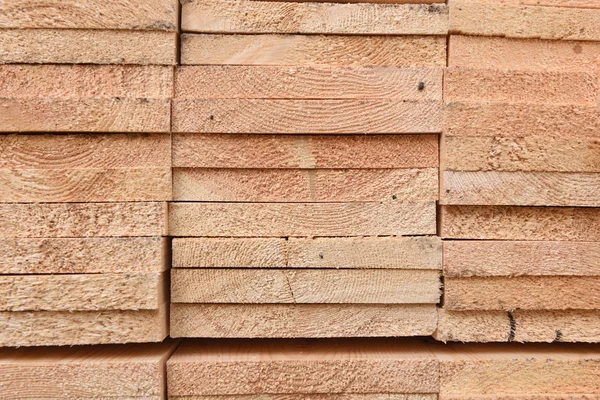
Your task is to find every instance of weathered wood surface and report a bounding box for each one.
[173,168,437,202]
[171,304,437,338]
[171,396,437,400]
[171,269,441,304]
[465,0,600,7]
[181,34,447,67]
[169,202,436,237]
[182,0,448,35]
[173,134,438,169]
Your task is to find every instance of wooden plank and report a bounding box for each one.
[175,66,442,100]
[171,269,441,304]
[444,240,600,277]
[442,171,600,207]
[167,338,439,396]
[440,395,600,400]
[182,0,448,35]
[171,396,436,400]
[444,276,600,311]
[0,340,179,399]
[169,202,436,237]
[0,202,167,238]
[0,272,166,312]
[0,237,167,274]
[173,134,439,169]
[0,29,177,65]
[173,168,437,202]
[0,0,178,29]
[440,205,600,241]
[449,0,600,41]
[466,0,600,8]
[171,304,437,338]
[181,34,447,67]
[172,99,442,134]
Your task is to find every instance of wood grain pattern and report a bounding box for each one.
[171,396,436,400]
[173,134,439,169]
[173,168,437,202]
[171,269,441,304]
[466,0,600,7]
[169,202,436,237]
[182,0,448,35]
[172,99,442,134]
[181,34,447,67]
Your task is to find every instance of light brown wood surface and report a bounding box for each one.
[181,34,447,67]
[467,0,600,7]
[169,202,436,237]
[173,134,438,169]
[171,396,437,400]
[182,0,448,35]
[171,269,441,304]
[170,304,437,338]
[440,395,600,400]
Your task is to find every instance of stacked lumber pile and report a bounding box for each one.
[169,0,448,338]
[437,0,600,342]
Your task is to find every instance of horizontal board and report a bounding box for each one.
[469,0,600,7]
[170,396,436,400]
[435,309,600,343]
[440,205,600,241]
[444,240,600,277]
[449,0,600,41]
[173,133,438,169]
[169,202,436,237]
[171,269,441,304]
[181,34,447,67]
[173,168,437,202]
[442,135,600,173]
[172,99,442,134]
[182,0,448,35]
[0,273,165,312]
[440,395,600,400]
[0,237,167,274]
[0,202,167,238]
[0,29,177,65]
[442,171,600,207]
[0,0,178,29]
[170,304,437,338]
[444,67,598,105]
[175,66,442,100]
[444,276,600,311]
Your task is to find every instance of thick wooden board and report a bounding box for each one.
[0,237,167,274]
[173,134,439,169]
[170,304,438,338]
[0,340,178,399]
[0,29,177,65]
[449,0,600,41]
[171,269,441,304]
[172,99,442,134]
[175,66,442,100]
[173,168,437,202]
[440,205,600,241]
[167,338,439,396]
[169,202,436,237]
[434,309,600,343]
[181,34,447,67]
[0,202,167,238]
[442,171,600,207]
[0,272,165,311]
[182,0,448,35]
[443,240,600,277]
[171,396,436,400]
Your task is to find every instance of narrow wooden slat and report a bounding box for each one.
[171,396,437,400]
[466,0,600,8]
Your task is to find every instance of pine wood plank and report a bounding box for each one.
[172,99,442,134]
[440,205,600,241]
[169,202,436,237]
[175,66,442,100]
[0,237,167,274]
[0,202,167,238]
[170,304,437,338]
[167,338,439,396]
[0,29,177,65]
[173,168,437,202]
[171,269,441,304]
[444,240,600,277]
[182,0,448,35]
[171,396,437,400]
[181,34,447,67]
[173,134,439,169]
